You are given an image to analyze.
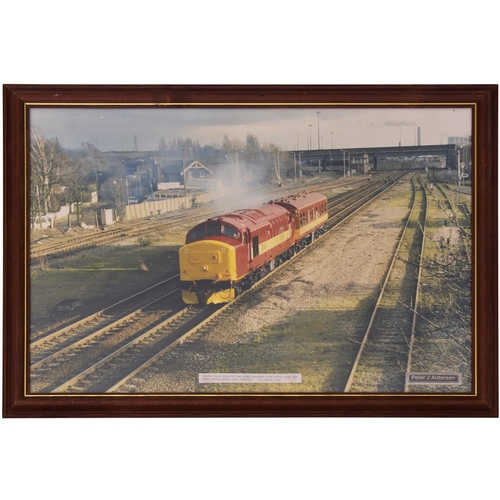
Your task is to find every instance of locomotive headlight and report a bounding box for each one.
[202,266,208,271]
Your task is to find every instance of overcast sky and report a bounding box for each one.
[30,106,472,152]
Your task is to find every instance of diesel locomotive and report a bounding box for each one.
[179,191,328,305]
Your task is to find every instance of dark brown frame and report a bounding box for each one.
[3,84,498,417]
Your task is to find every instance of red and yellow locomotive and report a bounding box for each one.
[179,191,328,305]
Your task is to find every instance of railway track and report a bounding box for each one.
[344,174,427,393]
[327,177,388,211]
[326,177,396,230]
[49,306,221,393]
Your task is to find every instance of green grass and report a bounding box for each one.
[378,187,413,209]
[30,245,180,326]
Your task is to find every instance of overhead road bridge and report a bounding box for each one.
[289,144,461,171]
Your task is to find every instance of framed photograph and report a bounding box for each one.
[3,84,497,417]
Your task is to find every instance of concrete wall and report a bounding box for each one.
[157,182,181,190]
[124,191,213,221]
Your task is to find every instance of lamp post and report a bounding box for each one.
[343,150,346,178]
[293,152,297,182]
[277,149,282,186]
[317,111,321,150]
[308,125,312,150]
[96,172,102,202]
[182,145,188,201]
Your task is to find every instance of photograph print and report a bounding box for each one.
[27,103,474,396]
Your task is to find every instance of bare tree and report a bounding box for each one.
[221,134,244,153]
[268,143,293,185]
[108,179,128,220]
[64,158,91,225]
[221,133,293,186]
[30,128,69,217]
[158,136,168,153]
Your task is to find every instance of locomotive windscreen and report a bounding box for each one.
[187,222,241,242]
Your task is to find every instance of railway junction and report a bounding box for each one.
[29,166,472,395]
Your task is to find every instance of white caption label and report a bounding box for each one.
[406,372,463,385]
[199,373,302,384]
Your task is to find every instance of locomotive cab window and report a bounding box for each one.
[187,222,240,242]
[207,221,222,236]
[206,222,240,240]
[188,225,206,242]
[223,224,240,240]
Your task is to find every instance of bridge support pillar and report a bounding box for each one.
[446,151,457,170]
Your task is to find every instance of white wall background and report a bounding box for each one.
[1,2,498,500]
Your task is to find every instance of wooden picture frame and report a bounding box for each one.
[3,84,498,417]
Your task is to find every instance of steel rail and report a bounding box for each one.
[404,176,428,392]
